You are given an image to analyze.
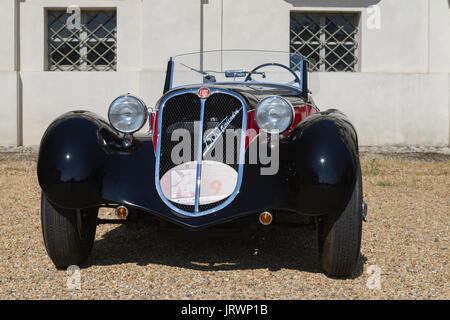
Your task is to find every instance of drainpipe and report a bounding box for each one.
[15,0,22,146]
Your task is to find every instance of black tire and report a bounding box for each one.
[41,193,98,269]
[318,162,363,277]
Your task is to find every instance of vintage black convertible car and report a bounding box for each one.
[38,50,367,276]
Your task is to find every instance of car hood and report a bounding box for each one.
[161,83,307,109]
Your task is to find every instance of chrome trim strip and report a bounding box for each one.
[154,88,247,218]
[194,99,206,212]
[202,105,243,157]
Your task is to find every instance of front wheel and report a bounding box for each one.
[41,193,98,269]
[318,162,363,277]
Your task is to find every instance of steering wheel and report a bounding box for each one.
[244,62,301,85]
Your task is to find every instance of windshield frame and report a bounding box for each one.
[164,50,308,98]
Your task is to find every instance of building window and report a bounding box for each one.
[47,10,117,71]
[290,12,359,72]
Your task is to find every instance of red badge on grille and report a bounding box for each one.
[197,87,211,98]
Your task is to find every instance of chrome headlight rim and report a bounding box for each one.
[108,94,148,134]
[255,95,294,134]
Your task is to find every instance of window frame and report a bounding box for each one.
[45,7,117,72]
[289,11,362,72]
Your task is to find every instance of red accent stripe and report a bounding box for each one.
[284,104,317,136]
[245,110,258,149]
[152,111,158,152]
[246,104,316,144]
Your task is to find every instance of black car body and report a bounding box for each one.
[38,50,366,276]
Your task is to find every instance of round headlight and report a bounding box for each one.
[108,95,147,133]
[255,96,293,133]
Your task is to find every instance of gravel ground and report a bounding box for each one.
[0,148,448,299]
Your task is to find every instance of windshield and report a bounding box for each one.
[170,50,306,90]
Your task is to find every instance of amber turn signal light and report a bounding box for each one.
[259,211,273,225]
[115,206,129,219]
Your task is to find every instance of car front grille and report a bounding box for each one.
[156,89,246,215]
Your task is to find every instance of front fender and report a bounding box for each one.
[287,109,359,216]
[38,111,114,209]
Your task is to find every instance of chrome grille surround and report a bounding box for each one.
[154,88,247,217]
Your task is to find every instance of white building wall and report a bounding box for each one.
[215,0,450,145]
[0,0,19,146]
[139,0,200,110]
[0,0,448,146]
[19,0,144,145]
